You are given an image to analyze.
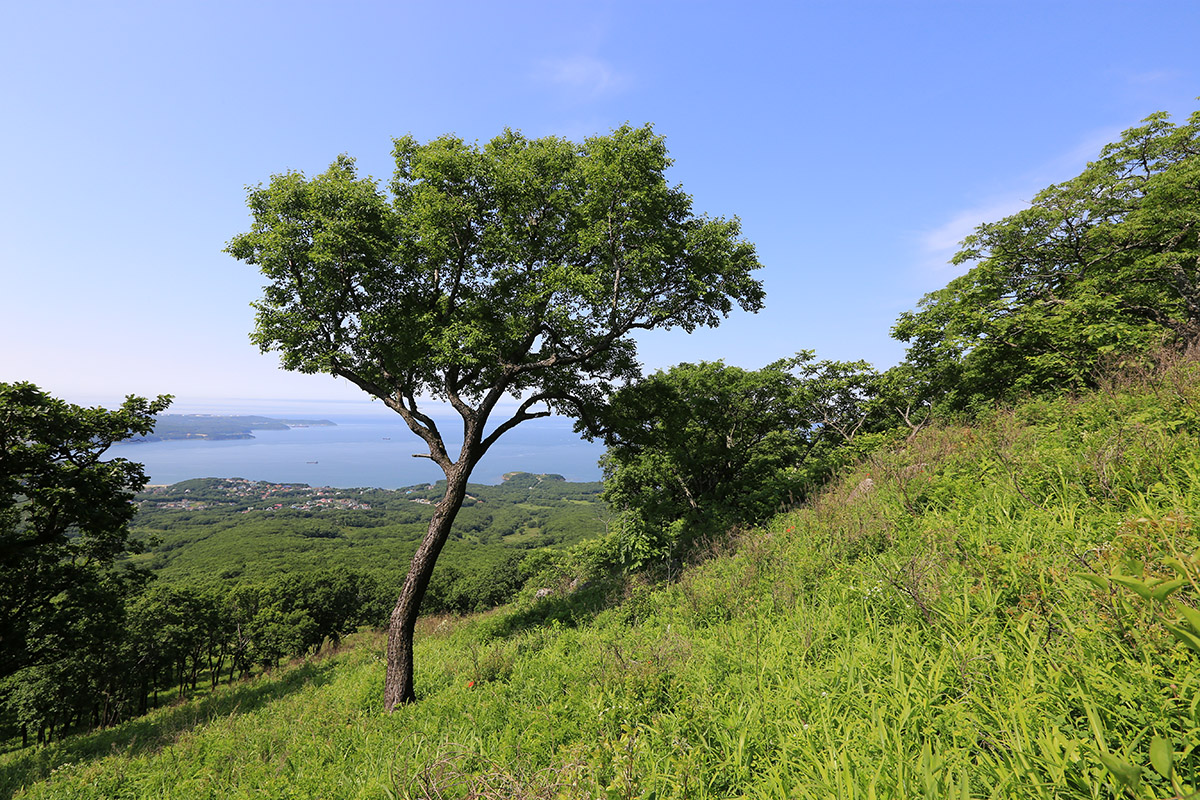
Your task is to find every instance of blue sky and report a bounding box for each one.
[2,0,1198,413]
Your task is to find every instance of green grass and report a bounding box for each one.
[7,362,1200,798]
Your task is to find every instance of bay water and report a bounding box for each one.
[112,413,606,489]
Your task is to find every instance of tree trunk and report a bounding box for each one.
[384,462,472,709]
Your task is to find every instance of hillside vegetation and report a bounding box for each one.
[129,473,605,590]
[4,106,1198,799]
[6,354,1200,799]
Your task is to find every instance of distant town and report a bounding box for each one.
[140,478,374,512]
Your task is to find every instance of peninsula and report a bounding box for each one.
[120,414,336,443]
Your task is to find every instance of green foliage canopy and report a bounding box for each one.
[894,110,1200,411]
[596,354,884,564]
[0,383,170,680]
[227,124,764,440]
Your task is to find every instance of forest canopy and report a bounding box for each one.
[893,109,1200,411]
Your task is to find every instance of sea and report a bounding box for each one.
[111,412,606,489]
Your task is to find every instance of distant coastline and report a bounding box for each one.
[104,413,604,488]
[118,414,336,444]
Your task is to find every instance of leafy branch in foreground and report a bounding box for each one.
[1,383,170,742]
[1,383,171,682]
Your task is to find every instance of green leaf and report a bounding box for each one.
[1175,602,1200,635]
[1164,621,1200,655]
[1109,575,1153,601]
[1149,736,1173,780]
[1117,558,1146,579]
[1098,751,1142,791]
[1074,573,1110,592]
[1149,577,1187,601]
[1163,556,1193,578]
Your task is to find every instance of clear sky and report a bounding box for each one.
[3,0,1198,413]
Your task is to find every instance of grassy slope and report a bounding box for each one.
[6,363,1200,799]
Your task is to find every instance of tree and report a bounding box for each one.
[893,109,1200,411]
[595,354,885,565]
[226,124,764,707]
[0,383,170,681]
[1,383,169,741]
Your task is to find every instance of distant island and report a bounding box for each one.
[119,414,336,444]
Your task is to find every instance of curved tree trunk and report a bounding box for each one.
[384,462,472,709]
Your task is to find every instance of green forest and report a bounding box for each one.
[3,108,1200,797]
[128,473,606,587]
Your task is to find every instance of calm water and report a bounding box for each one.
[111,414,606,488]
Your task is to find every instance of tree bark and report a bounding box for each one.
[383,461,473,709]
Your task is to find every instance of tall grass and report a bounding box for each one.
[5,358,1200,798]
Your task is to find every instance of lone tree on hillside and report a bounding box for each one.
[226,125,764,707]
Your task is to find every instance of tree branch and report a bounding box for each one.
[479,393,557,455]
[333,366,453,472]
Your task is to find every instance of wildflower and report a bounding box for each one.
[467,680,476,688]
